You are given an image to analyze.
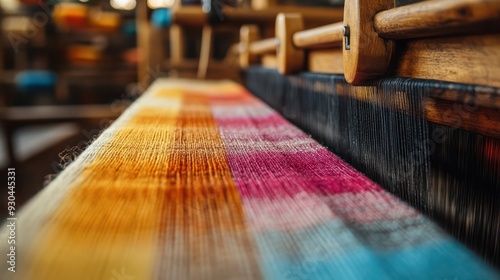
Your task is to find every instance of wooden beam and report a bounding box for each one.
[393,33,500,88]
[308,49,343,74]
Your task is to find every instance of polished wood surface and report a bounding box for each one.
[308,49,343,74]
[249,38,277,55]
[393,33,500,88]
[375,0,500,39]
[293,22,344,49]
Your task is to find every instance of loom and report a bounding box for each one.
[1,0,499,279]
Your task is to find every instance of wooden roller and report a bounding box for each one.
[239,0,500,84]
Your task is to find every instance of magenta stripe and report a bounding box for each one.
[209,94,419,231]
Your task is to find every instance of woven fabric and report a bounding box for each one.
[1,78,497,280]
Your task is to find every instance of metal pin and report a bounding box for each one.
[343,26,350,51]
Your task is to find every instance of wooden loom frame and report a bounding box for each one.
[234,0,499,139]
[238,0,500,87]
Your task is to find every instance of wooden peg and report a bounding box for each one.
[240,25,260,69]
[343,0,395,85]
[276,13,304,75]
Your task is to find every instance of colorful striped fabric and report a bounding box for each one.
[1,79,498,280]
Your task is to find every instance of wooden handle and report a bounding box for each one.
[293,22,344,49]
[375,0,500,39]
[249,38,278,55]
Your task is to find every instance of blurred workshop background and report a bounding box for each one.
[0,0,145,209]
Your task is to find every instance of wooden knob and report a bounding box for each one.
[276,13,304,75]
[343,0,395,85]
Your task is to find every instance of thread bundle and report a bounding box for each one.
[1,78,497,280]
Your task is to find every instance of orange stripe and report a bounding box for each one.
[23,95,181,280]
[156,93,261,279]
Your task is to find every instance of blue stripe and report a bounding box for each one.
[252,221,499,280]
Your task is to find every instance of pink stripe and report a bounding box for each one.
[209,93,416,230]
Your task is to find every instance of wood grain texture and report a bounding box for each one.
[375,0,500,39]
[424,97,500,139]
[293,22,344,49]
[343,0,395,85]
[308,49,343,74]
[393,34,500,88]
